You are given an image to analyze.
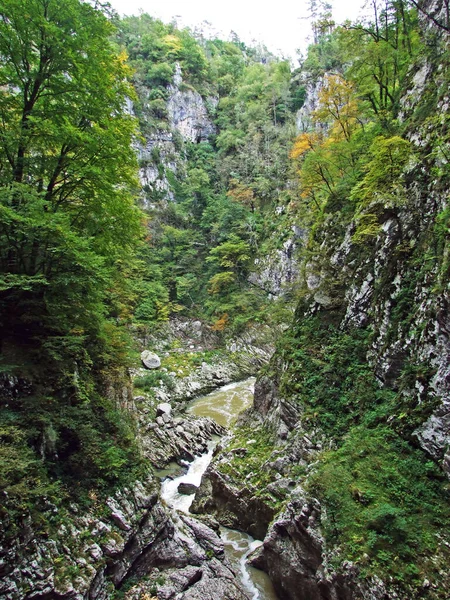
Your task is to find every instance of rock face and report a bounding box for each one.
[139,408,226,468]
[249,494,351,600]
[191,461,276,540]
[167,65,217,143]
[0,476,248,600]
[249,235,302,298]
[136,64,216,208]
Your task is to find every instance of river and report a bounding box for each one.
[159,378,279,600]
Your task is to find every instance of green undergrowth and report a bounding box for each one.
[133,370,176,393]
[274,313,439,440]
[268,309,450,590]
[219,425,285,509]
[308,426,450,588]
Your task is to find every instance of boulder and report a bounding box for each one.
[178,482,198,496]
[157,403,172,417]
[141,350,161,369]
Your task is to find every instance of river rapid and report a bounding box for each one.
[159,378,279,600]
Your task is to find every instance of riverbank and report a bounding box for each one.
[157,379,279,600]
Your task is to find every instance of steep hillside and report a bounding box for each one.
[116,14,303,333]
[193,2,450,598]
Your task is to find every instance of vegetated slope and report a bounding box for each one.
[115,14,305,334]
[193,1,450,597]
[0,0,148,538]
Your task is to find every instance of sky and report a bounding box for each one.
[108,0,369,61]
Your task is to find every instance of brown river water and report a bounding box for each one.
[160,378,279,600]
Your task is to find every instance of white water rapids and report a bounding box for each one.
[159,378,279,600]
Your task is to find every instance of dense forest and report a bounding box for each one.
[0,0,449,598]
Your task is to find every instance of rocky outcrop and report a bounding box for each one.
[0,373,32,401]
[249,235,302,298]
[0,476,248,600]
[249,493,401,600]
[251,374,303,439]
[138,131,178,207]
[126,561,249,600]
[140,411,225,468]
[249,493,351,600]
[191,460,276,540]
[167,65,217,143]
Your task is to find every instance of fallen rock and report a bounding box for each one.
[141,350,161,369]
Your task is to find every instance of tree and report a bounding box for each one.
[314,74,361,142]
[0,0,141,311]
[341,0,420,121]
[0,0,144,498]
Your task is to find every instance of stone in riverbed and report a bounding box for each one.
[141,350,161,369]
[178,482,198,495]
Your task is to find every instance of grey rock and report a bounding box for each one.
[191,463,275,540]
[141,414,226,469]
[108,508,131,532]
[249,498,351,600]
[177,482,198,496]
[181,576,249,600]
[157,402,172,416]
[141,350,161,369]
[167,65,217,143]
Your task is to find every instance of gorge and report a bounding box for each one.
[0,0,450,599]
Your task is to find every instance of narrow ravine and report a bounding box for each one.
[160,379,279,600]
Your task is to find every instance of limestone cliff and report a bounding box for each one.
[136,63,217,209]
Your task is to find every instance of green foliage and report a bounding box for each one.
[134,370,176,392]
[206,236,251,270]
[0,0,147,531]
[338,2,421,121]
[350,136,414,207]
[309,426,450,584]
[276,315,390,438]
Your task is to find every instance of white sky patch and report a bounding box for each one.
[108,0,370,62]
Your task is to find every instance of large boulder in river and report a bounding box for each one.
[178,482,198,495]
[141,350,161,369]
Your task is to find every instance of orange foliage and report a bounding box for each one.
[211,313,229,332]
[226,178,255,209]
[289,132,322,159]
[314,74,359,141]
